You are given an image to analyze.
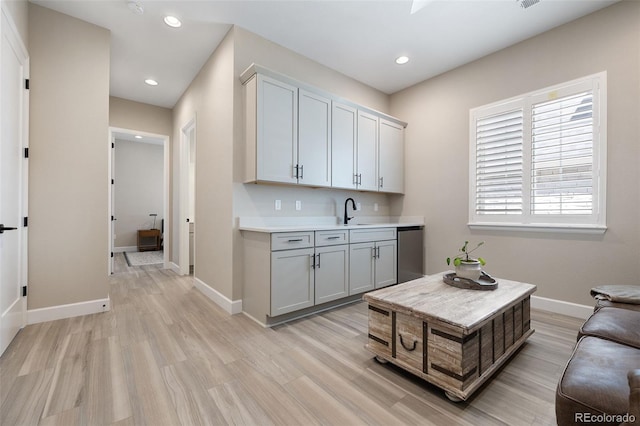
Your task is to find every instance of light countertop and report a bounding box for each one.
[238,216,424,233]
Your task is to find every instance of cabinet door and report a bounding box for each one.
[356,110,379,191]
[349,242,375,295]
[331,102,357,189]
[271,248,314,316]
[375,240,397,289]
[256,75,298,184]
[315,244,349,304]
[298,89,331,187]
[378,119,404,194]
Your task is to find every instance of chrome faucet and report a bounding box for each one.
[344,198,357,225]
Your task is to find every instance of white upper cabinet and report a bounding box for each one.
[357,110,379,192]
[298,89,331,187]
[246,74,298,184]
[331,102,357,190]
[242,64,406,194]
[378,118,405,194]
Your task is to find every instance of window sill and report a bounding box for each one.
[468,222,607,235]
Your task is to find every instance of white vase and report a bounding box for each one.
[456,260,482,281]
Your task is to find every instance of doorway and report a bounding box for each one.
[108,127,170,274]
[179,119,196,276]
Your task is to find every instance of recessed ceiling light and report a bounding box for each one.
[134,135,143,139]
[144,79,158,86]
[395,56,410,65]
[164,15,182,28]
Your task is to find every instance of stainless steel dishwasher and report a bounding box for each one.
[397,226,424,283]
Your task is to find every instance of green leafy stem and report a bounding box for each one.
[446,241,486,267]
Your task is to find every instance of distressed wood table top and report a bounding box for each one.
[363,272,536,333]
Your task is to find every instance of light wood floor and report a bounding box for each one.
[0,266,584,426]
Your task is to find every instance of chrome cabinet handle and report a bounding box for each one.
[316,253,320,268]
[358,174,362,185]
[372,248,377,259]
[326,236,340,240]
[379,177,384,188]
[299,164,304,179]
[353,174,358,185]
[288,238,303,242]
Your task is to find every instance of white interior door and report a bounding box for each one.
[0,8,29,356]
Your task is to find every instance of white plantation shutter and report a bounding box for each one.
[531,92,593,215]
[469,72,606,231]
[475,109,523,215]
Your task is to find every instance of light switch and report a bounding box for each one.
[356,202,362,211]
[295,200,302,211]
[374,203,379,212]
[275,200,281,210]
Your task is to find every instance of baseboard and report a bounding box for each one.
[169,262,181,274]
[530,295,593,320]
[113,246,137,253]
[193,277,242,315]
[27,296,111,325]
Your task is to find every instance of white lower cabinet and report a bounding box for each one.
[271,248,315,316]
[349,227,397,295]
[270,232,349,316]
[314,244,349,304]
[243,227,398,326]
[349,239,397,294]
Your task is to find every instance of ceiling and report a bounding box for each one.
[32,0,619,109]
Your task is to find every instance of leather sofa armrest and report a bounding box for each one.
[627,369,640,425]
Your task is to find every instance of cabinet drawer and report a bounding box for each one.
[349,227,397,243]
[271,232,314,251]
[315,230,349,246]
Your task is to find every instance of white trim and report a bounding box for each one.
[113,246,137,253]
[468,223,607,234]
[530,295,593,320]
[179,118,196,276]
[169,262,181,274]
[27,296,111,325]
[194,277,242,315]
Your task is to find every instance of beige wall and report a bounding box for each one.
[114,140,164,248]
[109,96,172,137]
[172,28,236,299]
[28,4,110,309]
[390,1,640,306]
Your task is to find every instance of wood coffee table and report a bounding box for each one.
[363,272,536,401]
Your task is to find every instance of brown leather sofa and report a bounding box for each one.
[556,292,640,425]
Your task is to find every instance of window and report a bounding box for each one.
[469,72,606,233]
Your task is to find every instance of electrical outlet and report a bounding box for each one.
[356,202,362,211]
[275,200,281,210]
[295,200,302,211]
[374,203,379,212]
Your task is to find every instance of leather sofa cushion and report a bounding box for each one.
[596,300,640,312]
[556,337,639,426]
[579,307,640,349]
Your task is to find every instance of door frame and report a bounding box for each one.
[0,5,29,354]
[179,117,196,276]
[107,127,170,273]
